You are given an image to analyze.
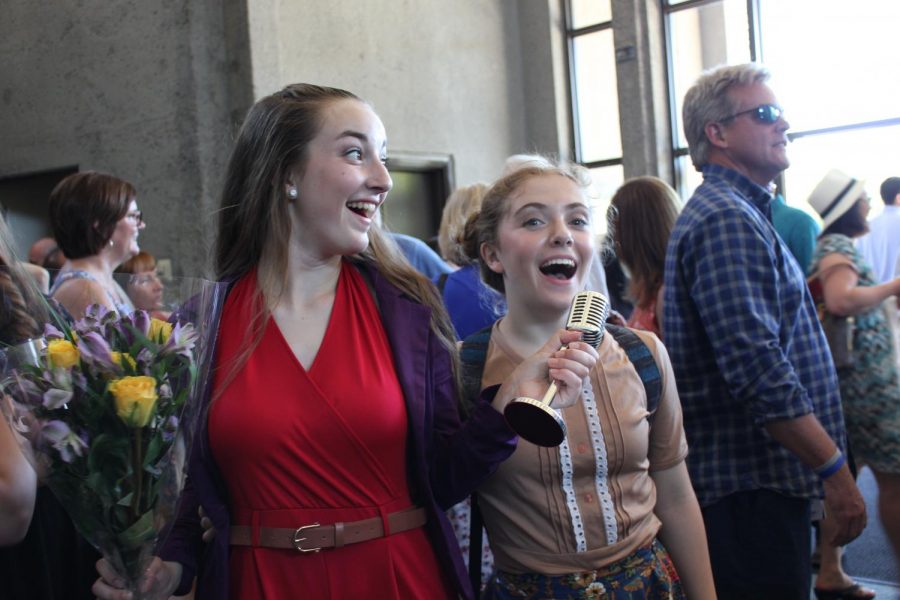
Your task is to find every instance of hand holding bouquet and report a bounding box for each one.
[1,284,222,598]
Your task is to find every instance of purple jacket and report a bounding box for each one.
[160,261,516,599]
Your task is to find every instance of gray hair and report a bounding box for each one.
[682,63,771,170]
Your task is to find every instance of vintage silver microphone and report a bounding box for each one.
[503,291,609,447]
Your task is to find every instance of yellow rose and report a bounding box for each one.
[47,339,80,369]
[110,352,137,371]
[149,318,173,344]
[109,376,158,428]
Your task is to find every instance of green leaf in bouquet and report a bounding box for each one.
[88,433,131,484]
[118,508,157,550]
[85,470,121,508]
[142,432,163,469]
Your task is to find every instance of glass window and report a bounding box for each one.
[572,30,622,163]
[674,154,704,203]
[569,0,612,29]
[667,0,751,149]
[587,164,625,237]
[761,0,900,132]
[781,124,900,221]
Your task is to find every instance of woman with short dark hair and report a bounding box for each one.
[49,171,145,318]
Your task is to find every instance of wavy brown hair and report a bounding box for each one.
[606,176,681,308]
[0,216,49,345]
[214,83,460,394]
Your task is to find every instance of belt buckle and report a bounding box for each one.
[292,522,322,553]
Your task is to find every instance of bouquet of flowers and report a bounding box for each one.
[0,279,224,597]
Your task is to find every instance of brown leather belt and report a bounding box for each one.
[230,506,427,553]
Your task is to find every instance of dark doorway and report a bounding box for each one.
[0,167,78,258]
[383,152,454,250]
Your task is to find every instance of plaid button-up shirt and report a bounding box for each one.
[663,164,845,506]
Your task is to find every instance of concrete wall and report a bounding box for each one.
[0,1,245,277]
[0,0,569,275]
[243,0,539,185]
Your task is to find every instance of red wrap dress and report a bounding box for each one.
[208,263,452,598]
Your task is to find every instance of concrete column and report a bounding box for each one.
[611,0,673,182]
[516,0,574,161]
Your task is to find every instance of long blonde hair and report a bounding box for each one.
[438,183,489,266]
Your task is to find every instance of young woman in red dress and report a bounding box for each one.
[92,84,598,600]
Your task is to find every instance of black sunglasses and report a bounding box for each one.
[720,104,783,124]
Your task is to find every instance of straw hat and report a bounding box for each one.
[807,169,867,230]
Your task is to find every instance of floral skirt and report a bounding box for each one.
[482,538,685,600]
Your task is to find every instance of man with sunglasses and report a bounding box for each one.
[663,63,866,600]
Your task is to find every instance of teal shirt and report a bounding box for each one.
[771,194,820,273]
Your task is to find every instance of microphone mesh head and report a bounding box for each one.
[566,291,609,348]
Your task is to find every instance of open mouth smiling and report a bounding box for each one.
[347,201,377,218]
[539,258,577,280]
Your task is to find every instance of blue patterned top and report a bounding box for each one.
[50,270,134,316]
[663,164,845,506]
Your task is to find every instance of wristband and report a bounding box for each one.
[814,449,845,480]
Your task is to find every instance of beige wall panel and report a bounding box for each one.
[245,0,531,185]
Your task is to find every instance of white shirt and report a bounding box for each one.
[857,205,900,284]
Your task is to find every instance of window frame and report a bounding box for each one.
[563,0,623,172]
[662,0,900,199]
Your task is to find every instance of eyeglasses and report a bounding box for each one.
[129,272,160,286]
[720,104,784,125]
[125,210,143,226]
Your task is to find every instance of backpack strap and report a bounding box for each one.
[435,271,450,294]
[458,323,661,592]
[605,324,662,417]
[459,324,494,415]
[459,324,494,593]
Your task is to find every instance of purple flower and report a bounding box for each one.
[161,415,179,443]
[11,372,42,406]
[72,370,88,391]
[131,310,151,338]
[106,310,150,348]
[77,304,112,333]
[76,331,116,371]
[41,420,89,463]
[49,367,73,391]
[160,323,198,362]
[132,347,154,373]
[43,323,66,340]
[42,388,73,410]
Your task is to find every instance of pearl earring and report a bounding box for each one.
[288,187,298,199]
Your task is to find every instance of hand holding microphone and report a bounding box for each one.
[503,291,609,447]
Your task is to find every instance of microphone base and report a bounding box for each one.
[504,397,567,447]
